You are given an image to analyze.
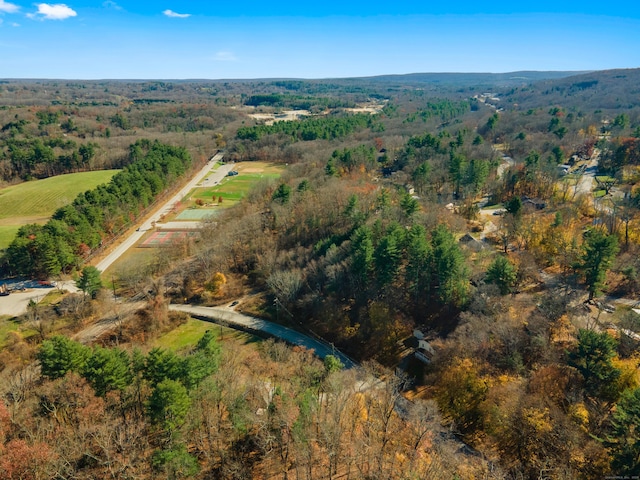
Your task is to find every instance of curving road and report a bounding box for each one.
[169,303,356,369]
[168,303,487,462]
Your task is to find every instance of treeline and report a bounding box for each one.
[3,140,191,278]
[236,112,380,142]
[1,125,99,181]
[38,332,220,396]
[244,93,356,111]
[348,222,469,307]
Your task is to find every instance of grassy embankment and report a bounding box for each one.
[0,170,119,250]
[154,318,259,352]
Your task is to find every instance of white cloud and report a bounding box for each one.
[11,21,19,26]
[102,1,122,10]
[28,3,77,20]
[0,0,20,14]
[212,51,237,62]
[163,9,190,18]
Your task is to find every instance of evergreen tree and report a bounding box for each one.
[608,387,640,474]
[580,229,619,299]
[181,331,221,390]
[82,346,132,397]
[405,225,431,301]
[148,379,191,433]
[431,224,468,307]
[77,266,102,299]
[486,255,517,295]
[144,348,184,387]
[272,183,292,204]
[350,226,374,289]
[569,329,621,401]
[38,336,90,380]
[374,226,403,287]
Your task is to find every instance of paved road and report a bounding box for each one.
[95,153,230,273]
[169,303,356,369]
[0,280,79,317]
[574,160,598,196]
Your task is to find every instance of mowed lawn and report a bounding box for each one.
[0,170,119,249]
[190,162,284,209]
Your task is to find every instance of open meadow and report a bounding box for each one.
[0,170,119,250]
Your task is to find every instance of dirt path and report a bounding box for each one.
[73,301,143,344]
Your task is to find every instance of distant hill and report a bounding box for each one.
[2,70,636,108]
[348,71,588,88]
[498,68,640,111]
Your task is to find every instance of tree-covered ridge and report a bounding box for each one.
[243,93,356,110]
[404,99,471,123]
[236,112,380,141]
[3,140,191,277]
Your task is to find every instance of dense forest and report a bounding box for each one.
[2,69,640,479]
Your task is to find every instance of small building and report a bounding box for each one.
[413,330,435,364]
[459,233,484,251]
[522,196,546,210]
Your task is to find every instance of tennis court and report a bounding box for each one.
[140,230,195,247]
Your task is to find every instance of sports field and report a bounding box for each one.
[140,230,196,247]
[189,162,283,211]
[0,170,119,249]
[176,208,220,220]
[104,162,285,275]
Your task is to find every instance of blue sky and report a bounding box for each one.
[1,1,639,79]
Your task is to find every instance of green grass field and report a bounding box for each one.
[154,318,258,352]
[0,226,20,250]
[0,170,119,249]
[191,172,281,208]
